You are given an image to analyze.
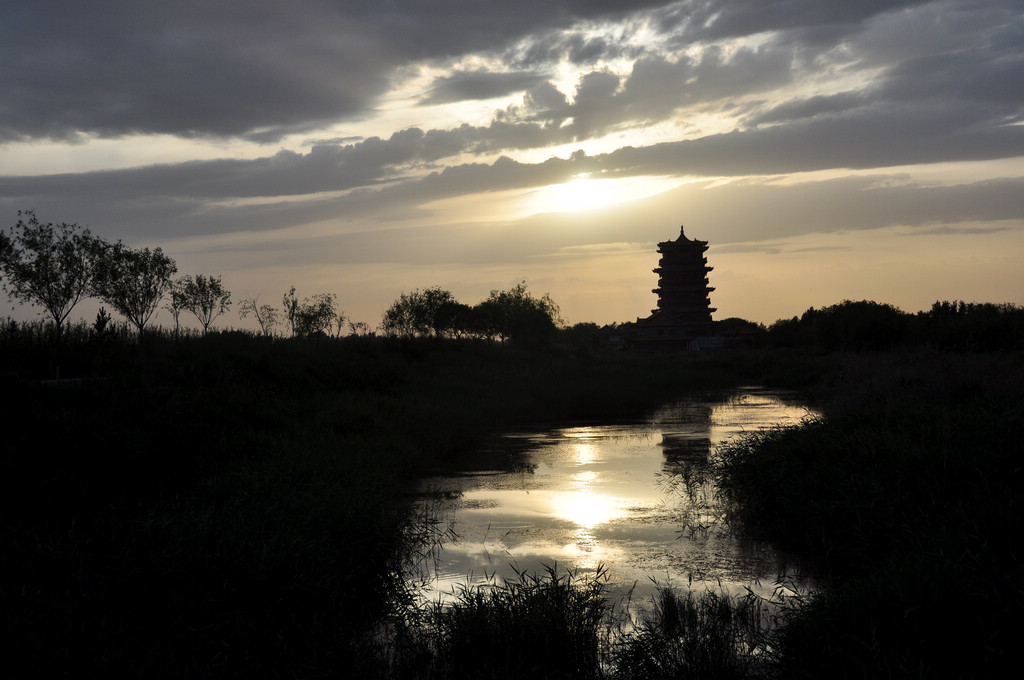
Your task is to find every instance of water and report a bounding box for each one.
[410,388,819,604]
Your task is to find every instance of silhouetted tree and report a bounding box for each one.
[434,300,475,338]
[177,274,231,335]
[348,320,371,336]
[917,300,1024,351]
[94,241,177,341]
[283,286,300,337]
[297,293,341,338]
[283,288,341,339]
[765,301,908,351]
[0,210,104,362]
[474,282,561,343]
[558,322,601,350]
[239,295,281,337]
[381,286,461,337]
[165,279,188,337]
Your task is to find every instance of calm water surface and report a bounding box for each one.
[410,389,819,603]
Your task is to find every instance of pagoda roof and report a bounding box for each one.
[658,224,709,248]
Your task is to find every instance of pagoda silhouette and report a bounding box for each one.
[628,225,720,350]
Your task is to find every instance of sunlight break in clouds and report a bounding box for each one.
[521,174,686,215]
[1,1,1022,329]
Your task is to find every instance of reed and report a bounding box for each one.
[612,587,775,680]
[9,319,1014,676]
[712,351,1024,676]
[3,323,792,676]
[400,565,610,680]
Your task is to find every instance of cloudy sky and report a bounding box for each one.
[2,0,1022,329]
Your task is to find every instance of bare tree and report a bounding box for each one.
[164,279,188,338]
[239,295,281,337]
[282,286,299,337]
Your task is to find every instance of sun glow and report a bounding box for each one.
[552,490,621,529]
[523,174,682,214]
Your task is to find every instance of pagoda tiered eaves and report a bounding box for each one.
[649,225,716,323]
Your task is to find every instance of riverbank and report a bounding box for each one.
[1,327,818,676]
[4,325,1018,676]
[714,350,1024,677]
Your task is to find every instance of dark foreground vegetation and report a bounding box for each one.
[3,318,1022,678]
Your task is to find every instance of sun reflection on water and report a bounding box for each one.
[412,390,821,605]
[552,490,621,529]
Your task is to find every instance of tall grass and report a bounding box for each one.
[400,565,610,680]
[612,587,776,680]
[713,351,1024,677]
[9,320,1013,676]
[384,565,778,680]
[2,322,792,677]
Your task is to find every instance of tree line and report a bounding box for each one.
[8,212,1019,361]
[1,211,564,350]
[380,283,561,343]
[763,299,1024,352]
[0,211,231,345]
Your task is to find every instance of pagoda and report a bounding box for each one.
[629,225,718,349]
[652,225,716,326]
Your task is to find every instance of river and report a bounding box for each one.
[409,388,819,605]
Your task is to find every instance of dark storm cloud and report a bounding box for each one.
[0,0,665,142]
[4,0,1016,151]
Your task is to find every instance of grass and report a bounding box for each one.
[713,351,1024,677]
[2,322,788,677]
[612,587,776,680]
[398,565,611,680]
[5,320,1019,677]
[386,566,779,680]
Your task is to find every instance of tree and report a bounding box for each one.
[380,286,463,337]
[178,275,232,334]
[434,299,474,338]
[0,210,104,351]
[282,287,342,339]
[239,295,281,337]
[283,286,300,337]
[93,241,177,341]
[165,280,188,337]
[475,282,561,343]
[294,292,341,339]
[380,292,417,337]
[348,320,371,335]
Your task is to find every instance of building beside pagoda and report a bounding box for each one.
[628,225,723,350]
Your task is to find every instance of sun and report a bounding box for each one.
[532,175,621,213]
[523,173,682,214]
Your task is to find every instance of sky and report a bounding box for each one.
[1,0,1022,330]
